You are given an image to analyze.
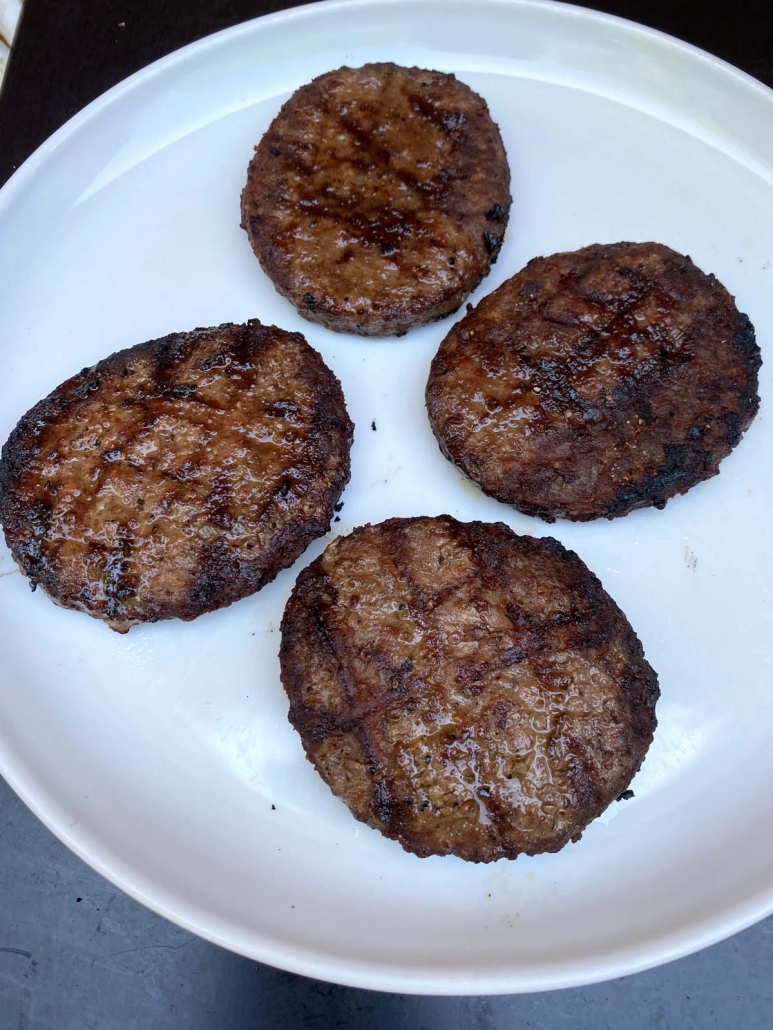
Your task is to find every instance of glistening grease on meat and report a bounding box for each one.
[280,516,659,862]
[427,242,761,521]
[241,63,511,337]
[0,320,353,630]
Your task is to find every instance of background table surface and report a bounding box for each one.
[1,1,772,1027]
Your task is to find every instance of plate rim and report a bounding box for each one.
[1,0,773,995]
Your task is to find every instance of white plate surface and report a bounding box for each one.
[1,0,772,995]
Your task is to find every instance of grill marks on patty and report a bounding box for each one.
[280,516,659,862]
[241,63,511,336]
[0,320,353,631]
[426,242,761,521]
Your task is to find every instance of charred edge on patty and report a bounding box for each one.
[241,63,512,337]
[0,321,353,630]
[280,516,659,862]
[425,243,761,522]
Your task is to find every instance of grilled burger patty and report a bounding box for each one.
[241,63,512,337]
[426,242,761,522]
[280,516,659,862]
[0,320,353,631]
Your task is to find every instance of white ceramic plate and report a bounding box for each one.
[1,0,772,996]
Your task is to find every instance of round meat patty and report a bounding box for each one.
[0,320,353,632]
[241,63,511,337]
[426,242,761,521]
[280,516,659,862]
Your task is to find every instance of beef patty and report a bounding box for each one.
[426,242,761,521]
[280,516,659,862]
[241,63,511,337]
[0,320,353,631]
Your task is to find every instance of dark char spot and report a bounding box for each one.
[724,412,742,447]
[501,646,527,666]
[483,231,502,262]
[732,312,761,368]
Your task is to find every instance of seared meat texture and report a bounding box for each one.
[280,516,659,862]
[241,63,511,336]
[0,320,353,631]
[426,242,761,521]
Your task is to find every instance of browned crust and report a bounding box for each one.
[426,242,762,521]
[241,63,511,337]
[280,516,659,862]
[0,320,353,630]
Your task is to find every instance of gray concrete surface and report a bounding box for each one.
[1,778,772,1029]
